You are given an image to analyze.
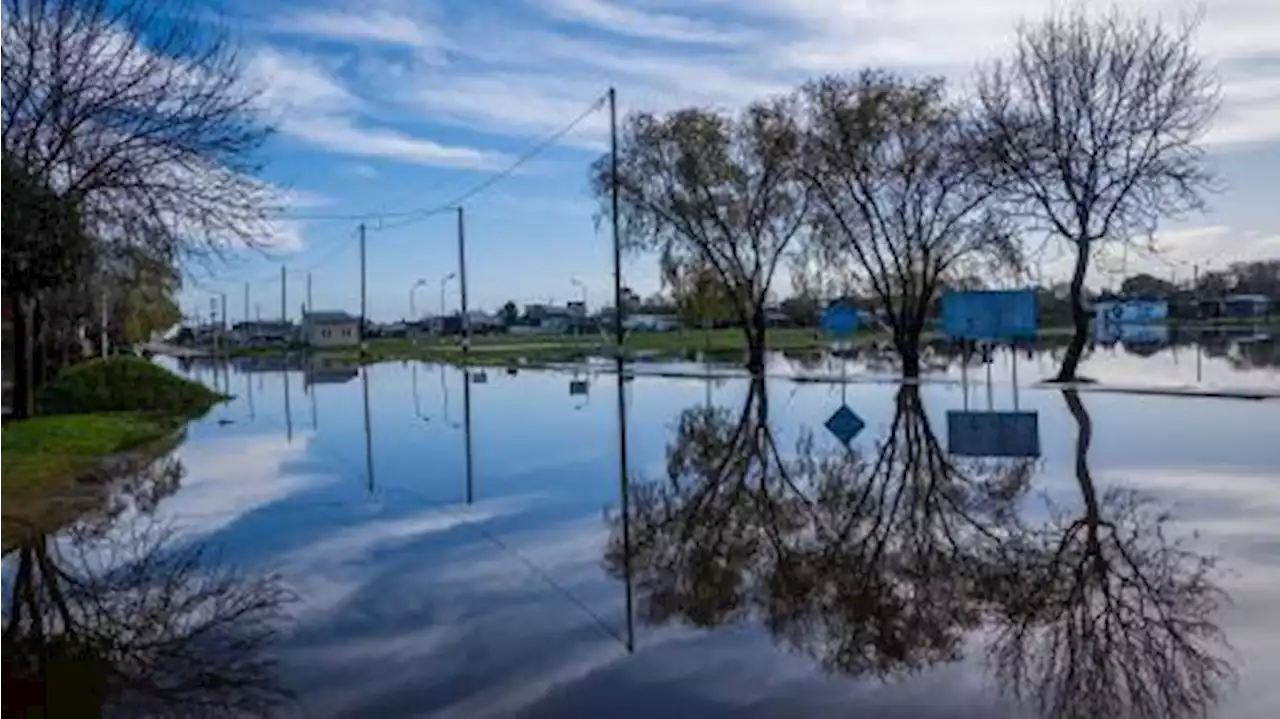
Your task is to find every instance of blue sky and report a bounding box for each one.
[181,0,1280,322]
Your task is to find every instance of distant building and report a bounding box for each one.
[232,320,296,346]
[1222,294,1272,318]
[623,314,680,332]
[1093,299,1168,324]
[303,311,360,347]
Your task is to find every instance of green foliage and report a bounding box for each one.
[36,358,224,418]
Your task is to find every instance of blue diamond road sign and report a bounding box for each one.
[825,405,865,445]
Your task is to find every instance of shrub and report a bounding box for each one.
[37,357,224,418]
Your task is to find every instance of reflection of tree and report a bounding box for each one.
[3,460,294,716]
[979,390,1231,719]
[607,383,1231,718]
[608,382,1033,675]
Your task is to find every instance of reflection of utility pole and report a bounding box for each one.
[245,370,255,420]
[463,368,474,504]
[282,369,293,443]
[362,365,374,494]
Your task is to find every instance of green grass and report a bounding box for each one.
[37,356,225,417]
[2,412,172,494]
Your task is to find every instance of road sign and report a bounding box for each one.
[946,411,1041,458]
[941,290,1037,341]
[825,405,865,445]
[820,306,860,337]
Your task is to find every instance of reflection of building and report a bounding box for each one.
[305,355,359,386]
[1207,294,1272,318]
[622,314,680,332]
[303,311,360,347]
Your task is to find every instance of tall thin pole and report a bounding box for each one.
[457,206,470,354]
[609,87,623,354]
[243,282,250,324]
[359,222,367,354]
[306,272,313,316]
[279,265,287,323]
[220,294,227,354]
[361,366,374,494]
[608,85,634,653]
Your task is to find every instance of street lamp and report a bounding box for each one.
[571,278,587,335]
[440,272,457,335]
[409,278,427,320]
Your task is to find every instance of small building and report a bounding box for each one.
[303,311,360,347]
[1093,298,1168,324]
[1223,294,1272,318]
[232,320,296,346]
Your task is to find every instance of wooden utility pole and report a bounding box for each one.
[608,85,634,653]
[457,206,469,353]
[306,272,313,316]
[359,222,367,353]
[243,282,250,324]
[279,265,287,323]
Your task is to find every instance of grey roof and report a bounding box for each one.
[305,310,359,325]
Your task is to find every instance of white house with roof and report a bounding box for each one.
[303,311,360,347]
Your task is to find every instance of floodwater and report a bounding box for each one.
[4,339,1279,718]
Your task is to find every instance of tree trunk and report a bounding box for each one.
[1055,239,1092,382]
[745,305,767,375]
[893,324,923,379]
[11,296,36,419]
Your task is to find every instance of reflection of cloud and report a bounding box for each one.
[280,494,542,619]
[159,434,327,539]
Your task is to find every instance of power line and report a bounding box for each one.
[278,91,609,228]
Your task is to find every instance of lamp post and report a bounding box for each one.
[570,277,588,335]
[440,272,456,336]
[409,278,427,320]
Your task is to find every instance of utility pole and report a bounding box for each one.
[609,86,623,354]
[243,282,250,324]
[457,206,469,354]
[306,272,313,316]
[359,222,367,353]
[279,265,287,323]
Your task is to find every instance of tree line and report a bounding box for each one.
[3,0,277,418]
[593,5,1219,380]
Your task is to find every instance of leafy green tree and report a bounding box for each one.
[500,301,519,327]
[593,100,811,372]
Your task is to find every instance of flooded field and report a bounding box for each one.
[4,341,1279,717]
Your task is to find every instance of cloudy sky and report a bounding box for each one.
[183,0,1280,321]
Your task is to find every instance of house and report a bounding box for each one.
[623,314,680,332]
[303,311,360,347]
[232,320,296,346]
[1093,298,1168,324]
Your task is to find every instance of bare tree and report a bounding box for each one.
[974,7,1219,381]
[801,72,1020,378]
[2,0,275,414]
[592,99,811,372]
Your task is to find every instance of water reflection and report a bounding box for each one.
[2,454,294,717]
[608,380,1232,718]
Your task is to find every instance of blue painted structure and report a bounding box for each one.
[946,411,1041,458]
[941,290,1038,341]
[820,306,860,337]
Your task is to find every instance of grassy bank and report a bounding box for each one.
[2,358,225,543]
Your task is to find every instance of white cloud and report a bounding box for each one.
[272,9,443,50]
[245,47,508,169]
[543,0,757,45]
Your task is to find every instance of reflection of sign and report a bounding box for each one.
[1094,322,1169,345]
[942,290,1038,341]
[946,411,1041,458]
[472,371,488,384]
[825,405,865,445]
[569,379,589,395]
[820,307,859,336]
